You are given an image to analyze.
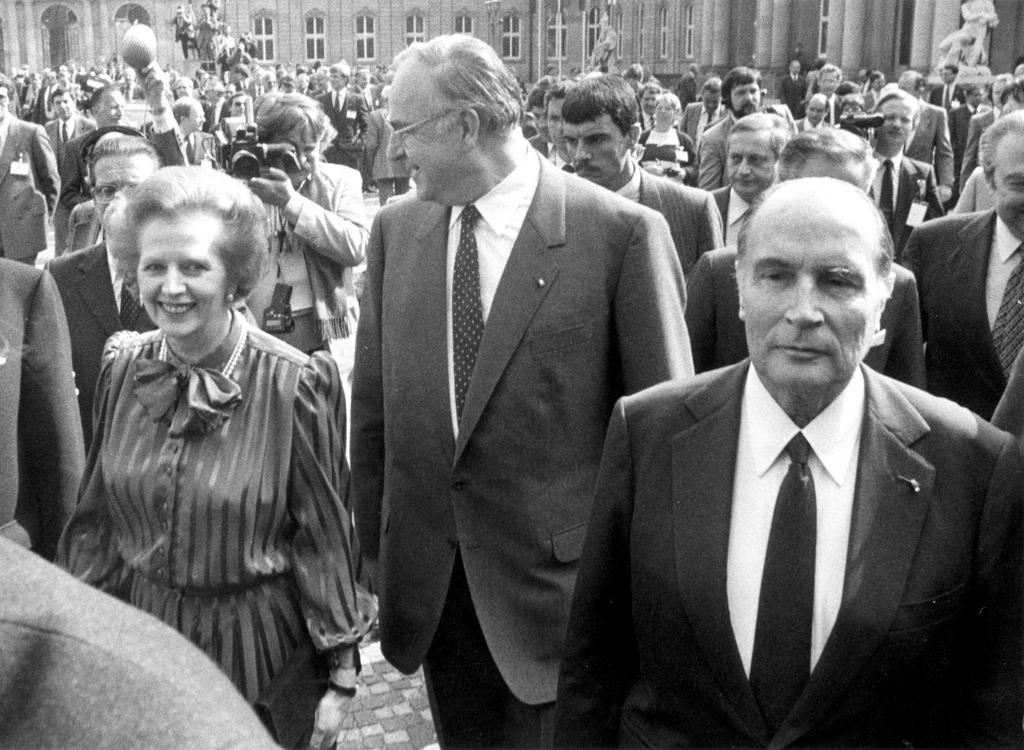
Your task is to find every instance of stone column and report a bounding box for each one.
[710,0,732,68]
[5,3,19,70]
[931,0,962,68]
[699,0,715,67]
[79,0,96,68]
[769,0,793,69]
[754,0,773,71]
[840,0,866,72]
[97,0,111,63]
[910,0,936,69]
[825,0,845,64]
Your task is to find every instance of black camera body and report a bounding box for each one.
[217,125,303,180]
[263,282,295,334]
[837,113,886,140]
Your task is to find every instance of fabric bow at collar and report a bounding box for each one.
[133,359,243,437]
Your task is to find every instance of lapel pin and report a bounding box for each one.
[896,475,921,493]
[536,278,546,288]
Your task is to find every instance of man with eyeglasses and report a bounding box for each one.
[48,137,161,450]
[0,76,59,267]
[352,34,692,749]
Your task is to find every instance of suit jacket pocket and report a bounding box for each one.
[530,320,593,355]
[551,522,587,563]
[889,583,965,632]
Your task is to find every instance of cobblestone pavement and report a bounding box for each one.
[337,641,438,750]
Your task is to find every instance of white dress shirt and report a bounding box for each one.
[725,189,752,245]
[986,216,1023,328]
[446,143,540,433]
[106,247,125,314]
[728,365,864,675]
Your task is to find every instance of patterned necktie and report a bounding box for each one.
[993,250,1024,376]
[120,281,141,329]
[750,432,817,734]
[453,204,484,421]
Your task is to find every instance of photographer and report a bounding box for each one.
[243,92,369,393]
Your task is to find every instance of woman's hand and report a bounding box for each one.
[308,688,353,750]
[248,167,296,208]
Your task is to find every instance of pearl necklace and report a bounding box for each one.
[159,327,247,379]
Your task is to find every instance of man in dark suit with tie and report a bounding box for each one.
[688,127,926,388]
[928,64,966,112]
[903,109,1024,420]
[961,75,1017,189]
[317,61,367,173]
[351,35,693,749]
[49,138,160,450]
[47,87,96,253]
[871,89,944,260]
[555,177,1023,749]
[779,59,806,119]
[948,84,984,198]
[560,75,723,275]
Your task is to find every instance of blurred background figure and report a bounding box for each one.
[363,85,410,206]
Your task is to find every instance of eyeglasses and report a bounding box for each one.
[387,109,456,142]
[93,183,140,202]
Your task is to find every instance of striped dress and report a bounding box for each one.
[58,319,374,702]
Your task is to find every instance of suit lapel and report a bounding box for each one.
[77,244,123,338]
[0,122,23,183]
[949,212,1003,372]
[454,157,565,462]
[775,368,933,747]
[672,363,770,745]
[637,171,663,214]
[894,160,917,229]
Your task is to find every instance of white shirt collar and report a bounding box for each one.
[744,364,866,485]
[449,140,539,237]
[994,215,1022,263]
[615,160,642,201]
[875,150,903,173]
[727,188,752,227]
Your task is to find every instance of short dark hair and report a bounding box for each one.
[561,75,639,136]
[544,80,575,112]
[721,67,761,114]
[525,86,547,111]
[623,63,644,81]
[701,76,722,94]
[942,63,960,76]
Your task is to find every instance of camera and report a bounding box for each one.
[262,283,295,334]
[216,124,303,180]
[837,113,886,139]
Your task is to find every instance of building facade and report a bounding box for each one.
[3,1,1023,87]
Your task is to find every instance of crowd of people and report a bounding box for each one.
[0,26,1022,750]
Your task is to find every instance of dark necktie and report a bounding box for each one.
[120,281,141,329]
[453,204,484,421]
[61,121,68,143]
[750,432,817,734]
[879,159,895,238]
[993,251,1024,376]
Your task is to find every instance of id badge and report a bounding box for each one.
[346,109,357,119]
[906,200,928,227]
[10,158,29,176]
[676,147,689,164]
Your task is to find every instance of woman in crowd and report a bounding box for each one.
[58,167,375,749]
[244,92,368,392]
[637,92,697,185]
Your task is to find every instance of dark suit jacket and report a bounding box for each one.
[0,119,59,261]
[351,153,694,705]
[993,344,1024,439]
[681,102,726,146]
[928,83,966,110]
[317,88,367,147]
[779,74,807,119]
[960,108,995,190]
[947,104,976,185]
[882,155,944,261]
[686,247,926,387]
[0,261,84,559]
[554,363,1023,748]
[48,243,156,451]
[902,210,1008,420]
[45,116,95,172]
[0,538,278,748]
[637,169,722,274]
[711,185,731,225]
[906,102,954,188]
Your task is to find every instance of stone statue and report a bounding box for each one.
[937,0,998,72]
[589,11,617,71]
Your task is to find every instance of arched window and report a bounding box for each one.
[355,14,375,61]
[818,0,829,57]
[546,11,566,59]
[636,3,645,59]
[683,3,695,58]
[454,13,474,35]
[658,6,669,58]
[585,7,601,58]
[405,13,426,46]
[305,13,326,62]
[114,3,150,26]
[501,14,521,60]
[252,15,275,61]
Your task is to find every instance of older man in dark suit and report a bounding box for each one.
[904,109,1024,420]
[351,35,693,749]
[49,138,160,450]
[561,75,723,275]
[317,61,367,172]
[0,259,83,560]
[555,177,1022,749]
[688,127,926,388]
[0,77,59,266]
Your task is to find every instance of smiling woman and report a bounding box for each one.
[57,167,376,749]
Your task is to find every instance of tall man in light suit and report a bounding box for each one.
[555,178,1022,748]
[351,34,693,748]
[0,77,59,266]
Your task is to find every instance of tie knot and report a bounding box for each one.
[883,158,893,171]
[461,203,480,227]
[786,432,812,466]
